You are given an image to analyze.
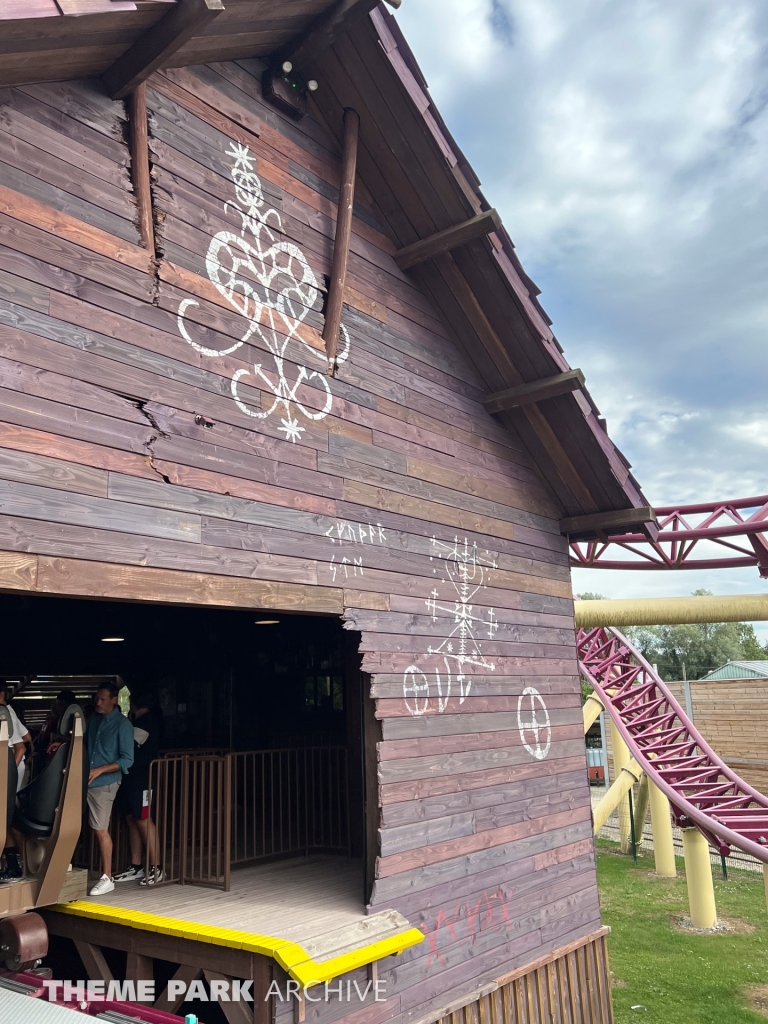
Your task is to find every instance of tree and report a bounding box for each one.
[624,590,768,680]
[575,588,768,682]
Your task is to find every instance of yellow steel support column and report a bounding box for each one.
[682,828,717,928]
[583,692,605,733]
[592,758,643,834]
[632,774,650,846]
[648,780,676,877]
[610,719,632,851]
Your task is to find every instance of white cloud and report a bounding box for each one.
[728,419,768,450]
[397,0,768,606]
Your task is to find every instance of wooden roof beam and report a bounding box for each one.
[484,369,585,414]
[432,252,598,513]
[560,507,657,537]
[279,0,382,73]
[394,209,502,271]
[102,0,224,101]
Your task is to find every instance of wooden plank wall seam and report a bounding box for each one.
[0,62,603,1024]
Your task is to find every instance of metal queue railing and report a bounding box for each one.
[80,747,349,892]
[230,747,349,865]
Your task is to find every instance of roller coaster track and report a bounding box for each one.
[570,495,768,577]
[577,625,768,864]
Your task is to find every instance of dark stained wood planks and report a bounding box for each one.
[0,65,603,1024]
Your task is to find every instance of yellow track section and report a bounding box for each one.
[53,901,424,988]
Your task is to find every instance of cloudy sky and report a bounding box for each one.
[398,0,768,630]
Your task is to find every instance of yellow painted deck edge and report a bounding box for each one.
[53,901,424,986]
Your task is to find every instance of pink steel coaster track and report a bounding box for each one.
[577,625,768,864]
[570,495,768,577]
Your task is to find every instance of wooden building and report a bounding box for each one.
[0,3,654,1023]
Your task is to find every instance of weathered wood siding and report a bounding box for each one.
[666,679,768,796]
[0,63,598,1024]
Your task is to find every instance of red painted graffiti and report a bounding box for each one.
[421,886,512,973]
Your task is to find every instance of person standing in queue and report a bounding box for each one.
[0,682,31,882]
[84,682,134,896]
[114,692,162,885]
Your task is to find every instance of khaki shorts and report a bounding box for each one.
[87,781,120,831]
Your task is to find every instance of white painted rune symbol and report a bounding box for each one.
[425,536,498,700]
[176,143,349,442]
[517,687,551,761]
[403,537,499,717]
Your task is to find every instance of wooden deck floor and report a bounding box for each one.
[83,856,411,963]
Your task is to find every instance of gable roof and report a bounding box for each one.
[702,661,768,681]
[0,0,650,525]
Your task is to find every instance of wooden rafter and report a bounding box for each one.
[102,0,224,100]
[561,506,657,536]
[430,252,598,512]
[279,0,380,72]
[394,209,502,271]
[484,369,585,413]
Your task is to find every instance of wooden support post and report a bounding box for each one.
[126,952,153,984]
[648,780,676,877]
[323,107,359,375]
[128,84,155,260]
[251,953,273,1024]
[154,964,203,1013]
[204,971,252,1024]
[610,719,633,853]
[295,987,306,1024]
[484,368,585,414]
[682,828,717,928]
[74,941,113,982]
[102,0,224,100]
[394,209,502,271]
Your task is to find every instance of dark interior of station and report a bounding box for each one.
[0,592,370,876]
[1,593,360,752]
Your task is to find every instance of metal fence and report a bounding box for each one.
[182,754,231,889]
[79,746,349,892]
[592,786,765,876]
[231,747,349,865]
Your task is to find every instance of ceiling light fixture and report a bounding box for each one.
[254,620,280,626]
[101,637,125,643]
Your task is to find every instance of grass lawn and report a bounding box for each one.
[596,841,768,1024]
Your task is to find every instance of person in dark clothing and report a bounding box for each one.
[114,693,162,885]
[36,688,78,765]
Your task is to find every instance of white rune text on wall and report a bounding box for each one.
[403,537,498,716]
[176,143,349,443]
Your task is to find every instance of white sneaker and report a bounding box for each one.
[89,874,115,896]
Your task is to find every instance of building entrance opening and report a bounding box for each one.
[0,593,378,934]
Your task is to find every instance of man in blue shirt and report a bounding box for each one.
[86,682,134,896]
